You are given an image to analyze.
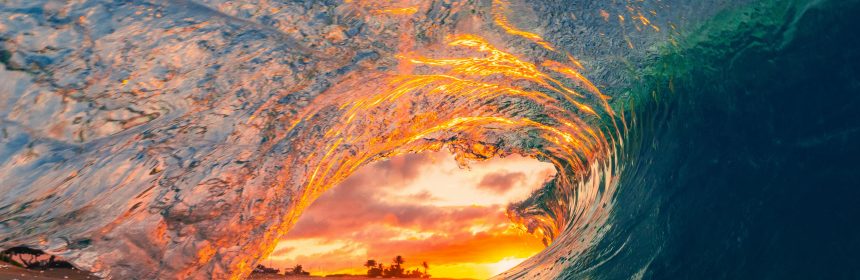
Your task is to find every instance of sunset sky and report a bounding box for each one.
[265,151,555,279]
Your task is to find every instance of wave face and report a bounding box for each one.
[502,0,860,278]
[2,0,860,279]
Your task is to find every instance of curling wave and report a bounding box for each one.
[2,0,860,279]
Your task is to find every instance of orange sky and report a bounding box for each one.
[265,151,555,279]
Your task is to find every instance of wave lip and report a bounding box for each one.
[0,0,790,279]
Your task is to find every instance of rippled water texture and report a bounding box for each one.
[2,0,859,279]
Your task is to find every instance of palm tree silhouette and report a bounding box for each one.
[392,256,406,277]
[364,259,377,269]
[362,257,430,278]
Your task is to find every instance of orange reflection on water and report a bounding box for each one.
[296,32,614,246]
[492,0,556,51]
[268,4,621,279]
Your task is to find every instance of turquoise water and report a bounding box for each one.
[537,0,860,278]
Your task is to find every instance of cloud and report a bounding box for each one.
[286,181,505,239]
[372,152,438,185]
[268,151,548,278]
[476,171,526,194]
[364,231,544,264]
[270,239,368,272]
[276,181,536,269]
[271,246,295,256]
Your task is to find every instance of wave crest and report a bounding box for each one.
[0,0,646,278]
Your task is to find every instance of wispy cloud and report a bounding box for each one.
[477,171,527,194]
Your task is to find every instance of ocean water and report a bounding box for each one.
[502,0,860,278]
[1,0,858,279]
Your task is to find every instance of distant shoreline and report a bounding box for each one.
[0,261,474,280]
[249,274,475,280]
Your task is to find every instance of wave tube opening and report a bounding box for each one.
[265,150,556,279]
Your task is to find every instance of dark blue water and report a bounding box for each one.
[569,0,860,278]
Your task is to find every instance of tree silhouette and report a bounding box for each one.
[4,247,43,268]
[292,264,309,275]
[392,256,406,277]
[364,259,377,269]
[252,264,279,274]
[363,256,429,278]
[365,259,382,277]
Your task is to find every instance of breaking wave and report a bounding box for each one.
[2,0,859,279]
